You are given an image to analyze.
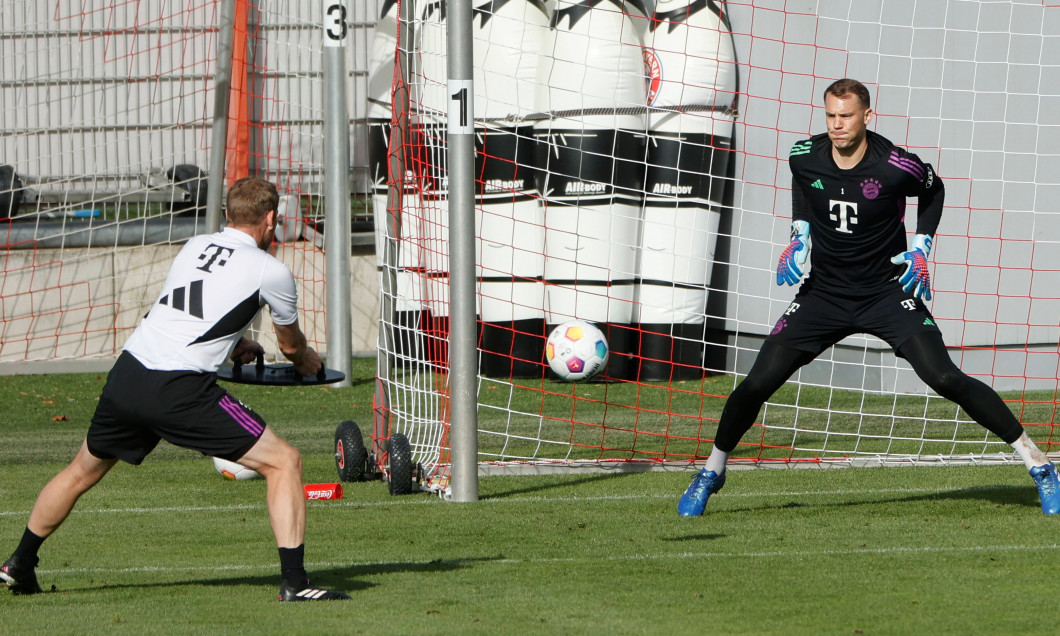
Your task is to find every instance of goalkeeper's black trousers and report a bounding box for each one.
[713,332,1024,453]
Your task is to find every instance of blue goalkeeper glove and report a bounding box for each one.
[890,233,933,301]
[776,220,810,286]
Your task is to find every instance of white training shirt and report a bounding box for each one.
[124,227,299,372]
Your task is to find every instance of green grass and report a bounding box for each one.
[1,362,1057,634]
[473,370,1059,464]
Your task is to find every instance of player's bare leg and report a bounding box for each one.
[28,441,117,537]
[238,427,350,601]
[2,441,116,595]
[238,427,305,548]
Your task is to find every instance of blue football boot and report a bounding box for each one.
[1030,462,1060,515]
[678,469,726,517]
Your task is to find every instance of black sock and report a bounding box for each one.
[13,527,45,562]
[278,545,308,589]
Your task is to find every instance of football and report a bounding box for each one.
[212,456,262,481]
[545,320,609,381]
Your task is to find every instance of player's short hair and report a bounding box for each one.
[823,78,871,110]
[226,177,279,226]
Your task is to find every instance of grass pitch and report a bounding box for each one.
[1,360,1056,634]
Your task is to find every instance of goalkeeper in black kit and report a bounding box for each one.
[677,78,1060,517]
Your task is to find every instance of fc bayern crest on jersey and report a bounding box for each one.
[861,178,881,199]
[643,47,662,106]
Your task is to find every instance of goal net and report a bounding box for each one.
[374,0,1060,492]
[0,1,373,367]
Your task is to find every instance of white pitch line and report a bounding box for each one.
[36,543,1060,578]
[0,486,960,518]
[489,542,1060,564]
[0,485,1003,519]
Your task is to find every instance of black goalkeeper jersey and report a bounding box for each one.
[788,129,944,296]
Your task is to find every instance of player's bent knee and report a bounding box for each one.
[238,430,302,477]
[255,445,301,477]
[733,375,780,404]
[281,444,303,474]
[925,368,969,399]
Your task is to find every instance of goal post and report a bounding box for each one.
[206,0,236,232]
[444,0,481,503]
[323,0,354,388]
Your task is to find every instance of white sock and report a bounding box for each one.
[705,447,729,475]
[1010,433,1050,471]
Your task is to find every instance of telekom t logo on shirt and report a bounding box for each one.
[196,244,235,273]
[829,200,858,234]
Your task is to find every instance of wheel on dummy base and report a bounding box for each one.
[334,420,369,482]
[166,164,208,217]
[387,432,414,495]
[0,165,25,219]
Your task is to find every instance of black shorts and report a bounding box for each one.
[86,351,266,465]
[765,282,942,357]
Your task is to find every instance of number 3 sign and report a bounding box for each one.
[323,1,348,47]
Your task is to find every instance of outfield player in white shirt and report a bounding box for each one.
[0,177,350,601]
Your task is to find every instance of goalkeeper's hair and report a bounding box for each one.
[823,78,871,110]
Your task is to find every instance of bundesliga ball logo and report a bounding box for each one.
[545,320,609,382]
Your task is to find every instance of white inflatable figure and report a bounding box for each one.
[636,0,737,379]
[534,0,649,378]
[473,0,551,377]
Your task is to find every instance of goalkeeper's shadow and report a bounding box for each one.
[888,484,1040,510]
[479,470,648,499]
[720,484,1039,514]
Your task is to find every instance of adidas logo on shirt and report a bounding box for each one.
[159,281,204,319]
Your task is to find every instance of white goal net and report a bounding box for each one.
[372,0,1060,491]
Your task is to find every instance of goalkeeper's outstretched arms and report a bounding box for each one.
[890,161,944,300]
[777,179,812,286]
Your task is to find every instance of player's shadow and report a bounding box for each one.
[481,470,646,499]
[53,556,496,595]
[344,375,377,389]
[720,484,1039,514]
[662,533,727,542]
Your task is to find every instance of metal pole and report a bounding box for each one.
[247,1,264,177]
[446,0,479,502]
[322,0,353,387]
[206,0,237,232]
